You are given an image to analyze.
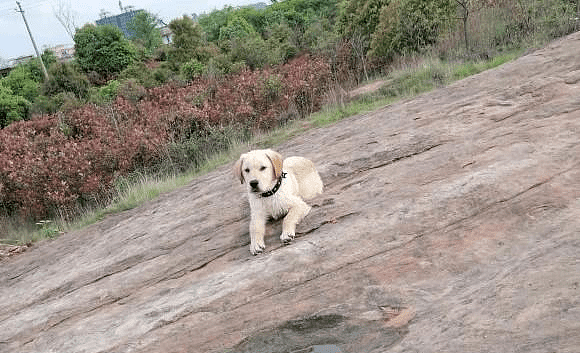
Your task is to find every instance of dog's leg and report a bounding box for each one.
[249,212,267,255]
[280,199,311,244]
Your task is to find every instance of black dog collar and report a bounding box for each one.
[260,172,287,197]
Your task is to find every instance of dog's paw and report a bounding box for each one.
[280,232,295,245]
[250,242,265,255]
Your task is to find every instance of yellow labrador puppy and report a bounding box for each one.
[234,149,323,255]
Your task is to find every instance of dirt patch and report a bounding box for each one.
[347,79,386,99]
[0,244,28,260]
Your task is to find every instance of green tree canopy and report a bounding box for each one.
[127,11,163,55]
[42,62,90,99]
[219,15,259,42]
[198,6,236,42]
[168,16,217,68]
[1,65,40,102]
[369,0,455,60]
[0,86,30,128]
[74,24,137,76]
[337,0,391,38]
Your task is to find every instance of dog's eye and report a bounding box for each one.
[259,166,267,171]
[244,168,250,173]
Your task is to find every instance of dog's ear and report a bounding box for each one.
[265,149,283,180]
[233,156,245,184]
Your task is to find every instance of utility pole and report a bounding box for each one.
[16,1,49,81]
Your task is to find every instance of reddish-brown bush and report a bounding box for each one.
[0,54,331,219]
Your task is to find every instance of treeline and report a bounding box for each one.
[1,0,577,127]
[0,0,577,219]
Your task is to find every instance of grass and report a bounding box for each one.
[0,49,525,246]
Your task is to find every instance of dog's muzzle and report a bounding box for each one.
[249,180,260,192]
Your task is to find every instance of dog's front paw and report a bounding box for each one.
[250,241,265,255]
[280,232,295,245]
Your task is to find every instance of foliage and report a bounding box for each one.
[117,79,147,103]
[228,35,271,70]
[265,22,299,63]
[0,54,331,219]
[198,6,236,42]
[303,18,340,56]
[0,86,30,127]
[168,16,218,69]
[40,50,59,73]
[42,62,90,100]
[127,11,163,55]
[118,61,161,88]
[0,65,40,102]
[0,101,166,218]
[180,59,206,80]
[74,24,137,76]
[89,80,120,105]
[219,15,258,41]
[368,0,455,61]
[265,0,339,32]
[337,0,391,38]
[1,0,578,221]
[198,0,340,56]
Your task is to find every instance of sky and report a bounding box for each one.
[0,0,261,60]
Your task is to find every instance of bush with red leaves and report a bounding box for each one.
[0,54,331,219]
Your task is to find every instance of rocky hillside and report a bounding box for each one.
[2,32,580,352]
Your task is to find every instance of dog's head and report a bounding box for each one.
[234,149,283,193]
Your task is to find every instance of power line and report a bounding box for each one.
[0,0,49,18]
[15,0,49,79]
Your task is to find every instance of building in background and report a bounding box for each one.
[96,9,141,38]
[96,8,172,43]
[46,44,75,62]
[160,26,172,44]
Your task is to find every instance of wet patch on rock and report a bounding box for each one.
[229,312,406,353]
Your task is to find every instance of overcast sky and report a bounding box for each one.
[0,0,260,60]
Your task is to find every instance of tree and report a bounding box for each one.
[219,15,258,42]
[74,24,137,76]
[53,0,78,40]
[1,65,40,102]
[368,0,455,61]
[198,6,236,42]
[0,86,30,127]
[127,11,163,55]
[168,16,217,69]
[42,62,90,99]
[337,0,391,38]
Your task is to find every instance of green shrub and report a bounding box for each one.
[88,80,120,105]
[1,65,40,102]
[0,86,30,127]
[42,62,90,99]
[152,65,173,85]
[168,16,218,69]
[262,74,283,102]
[118,62,157,87]
[369,0,455,61]
[219,15,258,41]
[180,59,205,80]
[337,0,390,38]
[127,11,163,55]
[266,23,298,63]
[229,35,271,70]
[74,24,137,76]
[34,91,84,114]
[117,79,147,103]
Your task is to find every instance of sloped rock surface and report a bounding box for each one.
[2,32,580,353]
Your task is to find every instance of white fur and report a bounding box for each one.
[234,149,323,255]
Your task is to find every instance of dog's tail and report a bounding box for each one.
[283,156,323,200]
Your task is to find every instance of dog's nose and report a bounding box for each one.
[249,180,259,189]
